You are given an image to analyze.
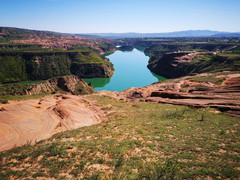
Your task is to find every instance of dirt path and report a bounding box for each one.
[0,94,105,152]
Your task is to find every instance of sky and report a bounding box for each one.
[0,0,240,33]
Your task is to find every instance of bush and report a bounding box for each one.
[0,99,8,104]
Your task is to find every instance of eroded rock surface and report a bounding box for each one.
[120,73,240,117]
[0,95,105,152]
[0,75,94,96]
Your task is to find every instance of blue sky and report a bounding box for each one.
[0,0,240,33]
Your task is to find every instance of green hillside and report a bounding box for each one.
[0,50,114,84]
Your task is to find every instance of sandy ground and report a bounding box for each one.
[0,94,104,152]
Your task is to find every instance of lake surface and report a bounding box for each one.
[83,49,165,92]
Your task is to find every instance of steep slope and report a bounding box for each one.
[0,50,114,84]
[147,52,240,78]
[0,75,94,96]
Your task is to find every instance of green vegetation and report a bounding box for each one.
[155,71,240,85]
[0,94,239,179]
[181,54,240,74]
[0,75,94,97]
[144,43,238,56]
[188,75,226,85]
[148,52,240,78]
[98,42,116,52]
[121,37,240,50]
[118,45,134,51]
[0,94,48,101]
[0,43,43,50]
[0,83,39,96]
[0,27,61,40]
[0,50,114,83]
[0,98,8,104]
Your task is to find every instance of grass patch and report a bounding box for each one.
[0,94,239,179]
[189,75,226,85]
[0,94,48,101]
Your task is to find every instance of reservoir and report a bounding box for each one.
[83,49,165,92]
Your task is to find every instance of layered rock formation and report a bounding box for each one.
[120,73,240,117]
[147,52,240,78]
[0,94,105,152]
[0,75,94,96]
[147,52,195,78]
[0,50,114,84]
[70,62,114,78]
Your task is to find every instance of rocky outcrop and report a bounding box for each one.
[71,62,114,78]
[0,94,105,151]
[27,75,95,95]
[147,52,240,78]
[0,75,94,96]
[120,73,240,117]
[147,52,196,78]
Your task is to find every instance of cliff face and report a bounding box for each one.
[147,52,240,78]
[71,63,114,78]
[147,52,194,78]
[0,50,114,84]
[0,75,94,96]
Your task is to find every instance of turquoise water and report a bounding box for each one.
[83,49,165,92]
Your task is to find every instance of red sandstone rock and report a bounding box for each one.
[0,95,105,152]
[120,73,240,117]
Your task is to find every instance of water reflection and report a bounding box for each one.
[83,49,166,92]
[150,71,166,81]
[83,78,111,88]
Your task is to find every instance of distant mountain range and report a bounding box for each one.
[77,30,240,38]
[1,27,240,39]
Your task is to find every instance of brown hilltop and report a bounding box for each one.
[11,35,114,54]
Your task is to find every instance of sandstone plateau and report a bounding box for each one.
[0,94,105,152]
[119,73,240,117]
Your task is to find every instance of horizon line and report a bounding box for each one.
[1,26,240,34]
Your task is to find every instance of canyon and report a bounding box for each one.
[0,27,239,179]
